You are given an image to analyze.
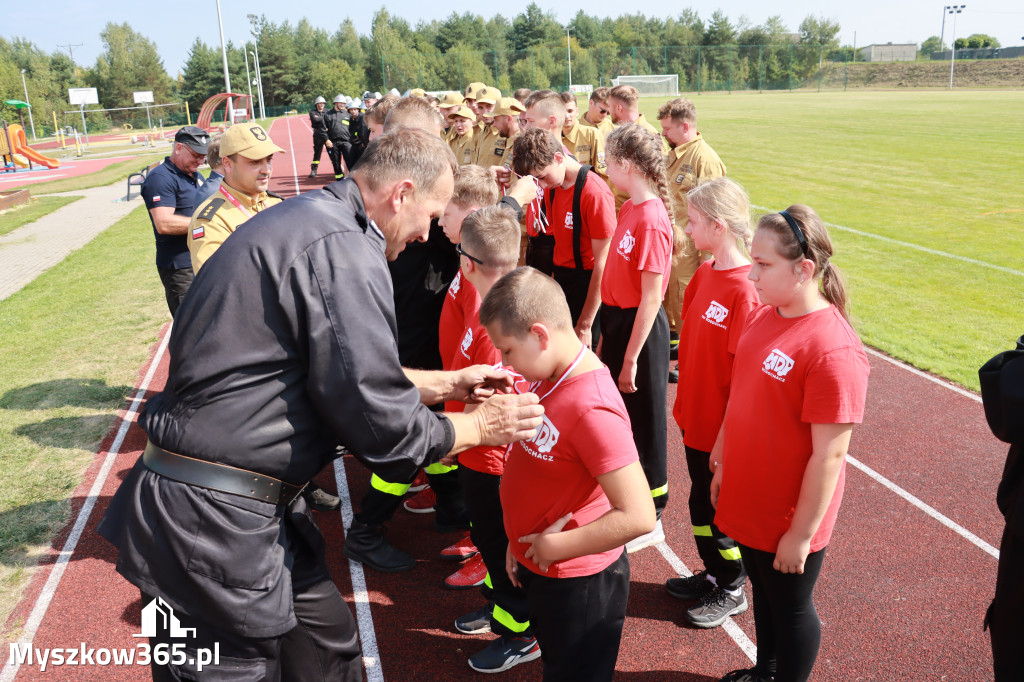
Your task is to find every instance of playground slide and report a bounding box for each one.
[7,123,60,169]
[11,153,28,167]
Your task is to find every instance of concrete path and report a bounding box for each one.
[0,180,139,302]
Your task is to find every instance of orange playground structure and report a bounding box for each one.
[1,121,60,170]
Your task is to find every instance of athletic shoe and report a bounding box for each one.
[686,586,748,629]
[455,603,493,635]
[304,484,341,512]
[403,485,435,514]
[445,553,487,590]
[719,667,774,682]
[467,635,541,673]
[407,470,429,493]
[666,569,716,600]
[440,533,479,561]
[625,519,665,553]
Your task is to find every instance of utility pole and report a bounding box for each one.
[57,42,83,62]
[215,0,234,124]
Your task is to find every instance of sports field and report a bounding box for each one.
[634,89,1024,390]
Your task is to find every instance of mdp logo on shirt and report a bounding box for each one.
[448,271,461,298]
[459,328,473,359]
[563,212,573,229]
[762,348,795,381]
[702,300,729,329]
[617,229,635,260]
[529,415,560,455]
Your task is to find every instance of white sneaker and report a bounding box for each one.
[625,519,665,553]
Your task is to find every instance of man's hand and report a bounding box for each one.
[449,365,514,403]
[325,139,334,149]
[472,392,544,446]
[507,176,540,207]
[491,165,512,188]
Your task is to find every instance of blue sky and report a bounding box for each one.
[7,1,1023,76]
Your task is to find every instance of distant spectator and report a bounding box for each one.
[141,126,208,317]
[607,85,666,150]
[579,87,615,136]
[193,134,224,206]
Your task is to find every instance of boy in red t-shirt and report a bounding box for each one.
[443,206,538,674]
[511,127,615,349]
[480,267,656,682]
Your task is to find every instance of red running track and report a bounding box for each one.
[1,116,1007,681]
[0,156,138,189]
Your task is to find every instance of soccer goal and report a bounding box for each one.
[610,74,680,97]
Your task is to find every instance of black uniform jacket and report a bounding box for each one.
[324,108,352,143]
[309,107,329,140]
[98,179,454,638]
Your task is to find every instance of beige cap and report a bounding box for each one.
[451,105,477,122]
[409,88,427,98]
[438,91,465,108]
[464,82,487,99]
[220,124,285,159]
[492,97,526,117]
[475,86,501,105]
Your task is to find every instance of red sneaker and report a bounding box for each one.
[403,485,435,514]
[407,470,429,493]
[445,553,487,590]
[440,533,479,561]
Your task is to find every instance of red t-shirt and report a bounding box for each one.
[444,308,505,475]
[548,172,616,270]
[672,261,760,451]
[714,305,870,553]
[502,366,639,578]
[438,271,479,369]
[600,198,672,309]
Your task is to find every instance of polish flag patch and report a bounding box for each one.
[192,225,205,240]
[152,195,161,202]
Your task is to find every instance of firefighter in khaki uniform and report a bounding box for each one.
[448,105,477,166]
[491,97,525,169]
[579,87,615,137]
[658,97,726,357]
[438,91,465,141]
[189,123,285,272]
[472,87,504,167]
[559,91,607,177]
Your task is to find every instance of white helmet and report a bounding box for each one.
[333,94,346,104]
[388,88,400,96]
[314,96,326,104]
[349,99,363,110]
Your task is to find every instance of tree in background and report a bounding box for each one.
[88,22,174,123]
[921,36,946,54]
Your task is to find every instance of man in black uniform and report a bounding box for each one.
[324,94,353,181]
[97,127,544,681]
[347,98,368,166]
[308,95,328,177]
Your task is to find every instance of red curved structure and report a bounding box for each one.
[195,93,253,132]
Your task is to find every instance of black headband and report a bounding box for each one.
[779,210,808,256]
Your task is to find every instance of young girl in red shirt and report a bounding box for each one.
[666,178,759,629]
[600,123,678,547]
[711,205,870,682]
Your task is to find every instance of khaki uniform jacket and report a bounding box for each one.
[449,128,476,166]
[473,124,506,168]
[189,183,284,272]
[562,122,607,177]
[579,112,615,137]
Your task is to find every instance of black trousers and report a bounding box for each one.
[685,446,746,591]
[741,543,827,682]
[311,136,327,166]
[601,304,670,516]
[146,505,362,681]
[355,468,463,527]
[552,265,600,347]
[989,509,1024,681]
[328,141,355,177]
[519,550,629,682]
[156,266,194,318]
[459,467,531,637]
[525,234,555,276]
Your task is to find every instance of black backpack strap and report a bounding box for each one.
[572,165,592,270]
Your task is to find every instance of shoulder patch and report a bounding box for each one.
[196,197,225,222]
[266,191,285,200]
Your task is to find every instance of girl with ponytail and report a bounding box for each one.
[664,178,759,628]
[599,123,675,548]
[710,205,870,682]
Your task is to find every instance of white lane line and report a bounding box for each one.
[847,454,999,559]
[284,116,301,197]
[865,347,981,404]
[655,542,757,662]
[751,204,1024,277]
[1,326,172,682]
[333,457,385,682]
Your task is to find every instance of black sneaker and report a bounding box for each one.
[455,604,492,635]
[665,570,715,600]
[468,635,541,673]
[686,586,748,629]
[720,667,774,682]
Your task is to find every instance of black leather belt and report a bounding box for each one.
[142,441,307,505]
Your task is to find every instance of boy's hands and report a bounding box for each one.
[519,512,573,573]
[506,543,521,588]
[618,359,638,393]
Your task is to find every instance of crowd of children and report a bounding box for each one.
[340,85,871,682]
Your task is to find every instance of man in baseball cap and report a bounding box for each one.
[188,123,284,272]
[174,126,210,155]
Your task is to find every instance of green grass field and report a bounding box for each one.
[636,90,1024,389]
[0,196,83,237]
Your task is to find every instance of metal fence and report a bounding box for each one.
[382,44,861,94]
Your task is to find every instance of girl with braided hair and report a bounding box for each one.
[599,123,677,550]
[710,205,869,682]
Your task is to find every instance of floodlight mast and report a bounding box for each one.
[248,14,267,120]
[244,51,255,121]
[946,4,966,89]
[20,69,37,141]
[215,0,234,124]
